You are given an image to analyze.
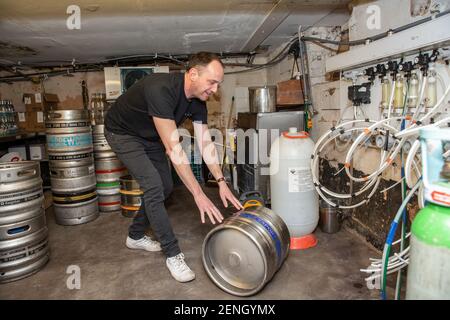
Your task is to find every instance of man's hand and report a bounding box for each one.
[218,181,243,210]
[194,192,224,224]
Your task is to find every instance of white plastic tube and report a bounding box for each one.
[404,140,421,188]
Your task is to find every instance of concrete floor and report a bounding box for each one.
[1,185,383,300]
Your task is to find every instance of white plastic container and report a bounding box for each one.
[270,127,319,237]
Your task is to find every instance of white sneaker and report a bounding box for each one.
[126,236,162,252]
[166,253,196,282]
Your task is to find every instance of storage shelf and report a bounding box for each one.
[0,131,45,143]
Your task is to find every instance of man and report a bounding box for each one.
[104,52,243,283]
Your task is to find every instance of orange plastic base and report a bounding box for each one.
[290,234,318,250]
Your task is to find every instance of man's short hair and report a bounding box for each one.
[186,52,224,71]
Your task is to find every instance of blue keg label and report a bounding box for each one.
[47,133,92,148]
[240,213,283,266]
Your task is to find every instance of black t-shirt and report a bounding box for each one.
[105,72,207,139]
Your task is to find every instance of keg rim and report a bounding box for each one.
[0,161,39,171]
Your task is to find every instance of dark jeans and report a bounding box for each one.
[104,128,180,258]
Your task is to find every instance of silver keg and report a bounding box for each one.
[48,152,94,167]
[98,194,121,212]
[202,205,290,296]
[92,125,113,155]
[95,158,127,188]
[0,161,49,283]
[92,125,119,164]
[53,196,99,225]
[49,162,96,193]
[95,158,126,213]
[46,110,93,156]
[0,162,43,219]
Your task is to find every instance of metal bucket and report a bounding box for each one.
[319,200,341,234]
[0,161,49,283]
[248,86,276,113]
[202,206,290,296]
[119,175,142,218]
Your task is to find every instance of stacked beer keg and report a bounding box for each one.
[92,124,127,213]
[45,110,99,225]
[0,161,50,283]
[119,175,142,218]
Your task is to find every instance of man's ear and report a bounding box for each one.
[189,68,198,81]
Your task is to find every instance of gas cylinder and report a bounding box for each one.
[270,127,318,249]
[406,203,450,299]
[406,128,450,299]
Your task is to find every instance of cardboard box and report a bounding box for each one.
[23,93,59,112]
[16,111,46,132]
[28,111,45,132]
[29,144,47,160]
[16,112,27,131]
[276,79,305,106]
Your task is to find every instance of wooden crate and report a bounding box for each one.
[276,79,305,106]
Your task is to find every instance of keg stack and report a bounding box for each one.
[0,161,50,283]
[92,124,127,213]
[45,110,99,225]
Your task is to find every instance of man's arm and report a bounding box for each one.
[153,117,223,224]
[194,122,242,210]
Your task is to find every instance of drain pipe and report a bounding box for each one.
[298,25,315,131]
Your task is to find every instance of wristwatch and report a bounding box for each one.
[216,177,226,183]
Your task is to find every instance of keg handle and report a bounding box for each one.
[47,112,62,119]
[7,225,30,235]
[239,191,263,201]
[243,200,263,209]
[17,169,37,178]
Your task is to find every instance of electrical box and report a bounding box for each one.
[104,66,170,100]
